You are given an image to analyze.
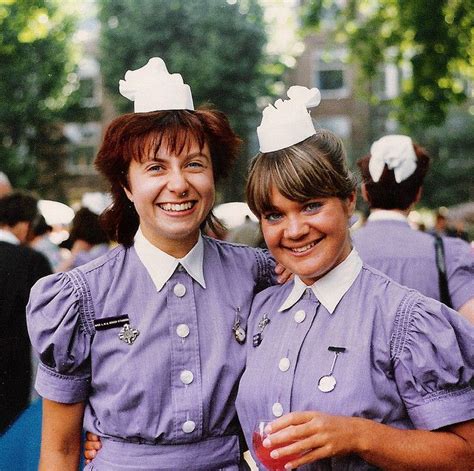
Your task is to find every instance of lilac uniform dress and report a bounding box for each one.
[352,211,474,310]
[27,231,275,470]
[72,243,111,269]
[236,250,474,471]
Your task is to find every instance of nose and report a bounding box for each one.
[284,215,309,240]
[167,167,189,195]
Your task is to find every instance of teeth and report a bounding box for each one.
[291,241,316,253]
[159,202,194,212]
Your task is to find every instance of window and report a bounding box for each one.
[318,116,351,139]
[313,49,349,98]
[64,122,101,175]
[77,57,101,107]
[318,69,345,91]
[373,64,400,100]
[78,77,101,108]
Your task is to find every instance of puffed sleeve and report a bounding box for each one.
[392,292,474,430]
[445,237,474,311]
[254,248,277,292]
[27,271,92,403]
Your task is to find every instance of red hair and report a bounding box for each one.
[95,109,241,245]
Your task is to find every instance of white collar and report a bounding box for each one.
[0,228,20,245]
[278,249,362,314]
[133,228,206,291]
[368,210,408,223]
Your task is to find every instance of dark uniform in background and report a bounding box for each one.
[0,192,51,434]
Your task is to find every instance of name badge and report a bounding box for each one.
[94,315,129,331]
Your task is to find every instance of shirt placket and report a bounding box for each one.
[270,290,320,419]
[167,267,203,440]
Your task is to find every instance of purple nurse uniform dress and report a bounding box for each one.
[71,243,111,270]
[236,250,474,470]
[352,211,474,310]
[27,229,275,470]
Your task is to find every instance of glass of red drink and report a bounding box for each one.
[252,420,301,471]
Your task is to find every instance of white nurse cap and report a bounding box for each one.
[119,57,194,112]
[257,85,321,153]
[369,135,417,183]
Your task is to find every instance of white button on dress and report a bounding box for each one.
[180,370,194,385]
[182,420,196,433]
[294,309,306,323]
[278,357,290,372]
[272,402,283,417]
[173,283,186,297]
[176,324,190,338]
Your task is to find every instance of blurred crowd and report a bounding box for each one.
[0,173,113,436]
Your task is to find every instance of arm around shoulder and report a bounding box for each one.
[458,297,474,324]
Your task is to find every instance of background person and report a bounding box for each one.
[352,135,474,323]
[27,57,285,470]
[235,86,474,470]
[432,211,449,236]
[29,215,63,272]
[0,191,51,434]
[0,171,12,197]
[57,207,110,271]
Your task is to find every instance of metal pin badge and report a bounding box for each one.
[232,307,246,344]
[118,323,140,345]
[253,313,270,347]
[234,323,246,343]
[317,346,346,393]
[252,332,262,348]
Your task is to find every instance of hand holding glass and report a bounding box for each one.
[252,420,301,471]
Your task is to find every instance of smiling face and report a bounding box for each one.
[261,186,355,285]
[124,139,215,257]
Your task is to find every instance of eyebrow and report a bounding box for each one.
[262,204,279,213]
[186,151,210,159]
[143,151,209,163]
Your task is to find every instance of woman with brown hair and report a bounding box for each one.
[353,136,474,323]
[27,58,282,470]
[235,86,474,470]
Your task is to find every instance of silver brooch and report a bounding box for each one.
[118,323,140,345]
[253,313,270,347]
[232,307,246,344]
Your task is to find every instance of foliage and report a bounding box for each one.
[0,0,77,196]
[301,0,473,131]
[416,108,474,208]
[98,0,273,200]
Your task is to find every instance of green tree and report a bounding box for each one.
[98,0,274,201]
[301,0,473,131]
[417,109,474,208]
[301,0,473,209]
[0,0,76,198]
